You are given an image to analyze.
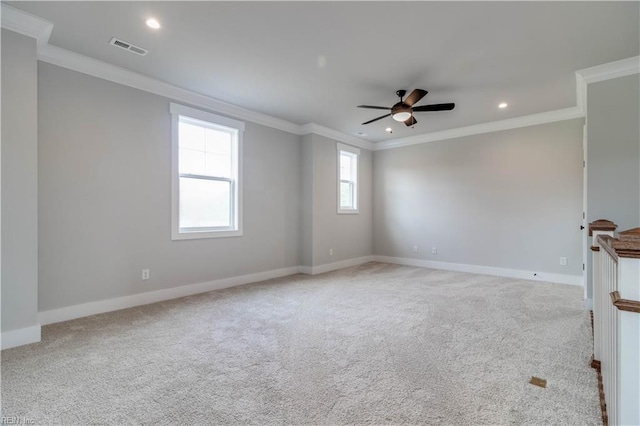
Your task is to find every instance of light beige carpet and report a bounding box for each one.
[1,262,601,425]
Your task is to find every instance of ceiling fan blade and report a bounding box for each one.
[404,89,428,106]
[404,116,417,126]
[362,113,391,125]
[357,105,392,110]
[413,103,455,112]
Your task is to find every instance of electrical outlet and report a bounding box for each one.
[142,269,150,280]
[329,249,334,256]
[432,247,438,254]
[412,245,419,253]
[560,257,567,266]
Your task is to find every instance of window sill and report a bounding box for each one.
[337,209,359,215]
[172,229,243,240]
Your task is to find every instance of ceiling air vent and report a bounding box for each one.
[109,37,148,56]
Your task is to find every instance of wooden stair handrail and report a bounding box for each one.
[610,291,640,314]
[597,227,640,260]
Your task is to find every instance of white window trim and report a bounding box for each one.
[337,142,360,215]
[170,102,244,240]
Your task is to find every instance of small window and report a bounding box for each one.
[170,103,244,239]
[337,143,359,214]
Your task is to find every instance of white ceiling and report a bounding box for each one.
[7,1,640,142]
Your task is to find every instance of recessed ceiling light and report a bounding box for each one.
[356,132,367,137]
[498,102,508,109]
[385,127,393,133]
[146,18,161,29]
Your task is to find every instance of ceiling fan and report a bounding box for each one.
[358,89,455,126]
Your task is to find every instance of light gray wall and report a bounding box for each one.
[1,30,39,332]
[586,74,640,299]
[310,135,373,266]
[587,74,640,229]
[373,119,585,277]
[300,134,314,267]
[38,63,302,311]
[299,134,373,267]
[18,39,608,319]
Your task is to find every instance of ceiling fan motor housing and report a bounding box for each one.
[391,102,411,115]
[391,102,412,121]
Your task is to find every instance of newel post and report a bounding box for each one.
[589,219,617,363]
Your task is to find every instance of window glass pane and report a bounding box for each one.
[205,129,231,177]
[205,153,231,178]
[351,155,358,182]
[340,152,352,180]
[340,181,353,208]
[179,177,231,228]
[178,121,206,152]
[180,120,233,178]
[205,128,232,155]
[179,148,206,175]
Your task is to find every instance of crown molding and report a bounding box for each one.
[299,123,374,151]
[38,44,302,135]
[0,3,52,47]
[4,4,638,152]
[4,3,304,136]
[576,56,640,84]
[373,106,585,151]
[573,55,639,118]
[373,56,639,151]
[37,43,372,148]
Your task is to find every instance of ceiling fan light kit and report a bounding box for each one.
[358,89,455,128]
[392,111,412,122]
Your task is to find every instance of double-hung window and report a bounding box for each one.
[170,103,244,239]
[337,143,359,214]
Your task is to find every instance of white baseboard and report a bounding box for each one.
[584,298,593,310]
[32,255,582,341]
[38,266,300,326]
[39,256,378,328]
[1,325,41,350]
[298,265,313,275]
[299,255,374,275]
[373,256,583,286]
